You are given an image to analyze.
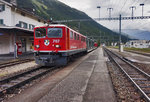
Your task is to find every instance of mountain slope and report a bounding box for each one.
[16,0,128,44]
[122,29,150,40]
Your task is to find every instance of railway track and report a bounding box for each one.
[0,66,55,98]
[0,59,34,69]
[104,48,150,102]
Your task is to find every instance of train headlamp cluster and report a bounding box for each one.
[55,45,61,48]
[35,45,40,48]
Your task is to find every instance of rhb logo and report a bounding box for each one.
[44,40,50,46]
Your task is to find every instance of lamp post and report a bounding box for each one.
[140,3,144,17]
[97,6,101,21]
[107,8,113,20]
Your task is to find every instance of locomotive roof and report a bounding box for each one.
[35,24,67,28]
[35,24,87,38]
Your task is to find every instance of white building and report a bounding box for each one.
[0,0,46,55]
[125,40,150,48]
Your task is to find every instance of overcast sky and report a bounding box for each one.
[58,0,150,32]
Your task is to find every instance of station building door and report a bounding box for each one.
[0,33,10,54]
[20,37,26,53]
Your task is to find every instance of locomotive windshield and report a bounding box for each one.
[47,28,62,38]
[35,28,46,38]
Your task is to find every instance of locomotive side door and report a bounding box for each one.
[66,28,70,50]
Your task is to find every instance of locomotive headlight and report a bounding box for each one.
[35,45,40,48]
[55,45,61,48]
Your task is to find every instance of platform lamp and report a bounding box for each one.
[140,3,144,17]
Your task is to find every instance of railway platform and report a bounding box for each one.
[4,48,116,102]
[0,52,34,63]
[110,48,150,63]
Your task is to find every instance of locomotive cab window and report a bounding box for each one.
[47,28,62,38]
[35,28,46,38]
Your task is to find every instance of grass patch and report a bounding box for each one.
[32,0,49,17]
[108,46,150,54]
[108,46,119,49]
[0,72,7,77]
[124,47,150,53]
[32,0,47,9]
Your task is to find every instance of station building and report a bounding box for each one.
[125,40,150,48]
[0,0,46,55]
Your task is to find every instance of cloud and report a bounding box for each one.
[58,0,150,32]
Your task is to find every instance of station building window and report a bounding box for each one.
[0,19,4,25]
[0,5,5,12]
[38,19,41,22]
[29,24,35,30]
[21,12,26,16]
[19,21,28,29]
[131,42,134,45]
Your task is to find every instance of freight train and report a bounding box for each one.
[34,24,96,66]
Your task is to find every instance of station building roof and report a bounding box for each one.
[0,0,47,23]
[0,25,34,35]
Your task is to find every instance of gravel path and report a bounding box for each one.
[0,61,38,79]
[109,48,150,75]
[107,61,145,101]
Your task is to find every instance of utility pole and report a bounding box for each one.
[97,6,101,21]
[107,8,113,19]
[14,8,17,59]
[14,30,17,59]
[99,31,101,41]
[140,3,144,17]
[119,14,123,52]
[119,14,121,45]
[129,6,136,18]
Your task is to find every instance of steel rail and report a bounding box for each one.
[107,49,150,79]
[0,66,55,97]
[0,59,34,69]
[104,48,150,102]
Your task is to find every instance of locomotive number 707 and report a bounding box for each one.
[53,39,60,43]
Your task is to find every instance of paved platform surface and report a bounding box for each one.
[38,48,116,102]
[0,53,34,63]
[110,48,150,64]
[5,48,116,102]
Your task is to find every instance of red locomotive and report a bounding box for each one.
[34,24,95,66]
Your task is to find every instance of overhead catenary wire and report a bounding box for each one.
[95,0,150,37]
[119,0,149,32]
